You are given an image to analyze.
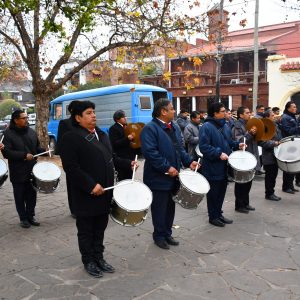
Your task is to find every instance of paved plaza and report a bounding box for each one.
[1,155,300,299]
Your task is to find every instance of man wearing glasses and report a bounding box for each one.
[1,110,45,228]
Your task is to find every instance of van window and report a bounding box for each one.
[139,96,151,110]
[53,104,63,120]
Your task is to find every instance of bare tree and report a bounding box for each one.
[0,0,202,146]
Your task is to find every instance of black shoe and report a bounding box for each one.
[154,240,170,250]
[84,262,103,278]
[20,220,31,228]
[235,208,249,214]
[296,182,300,187]
[71,214,76,219]
[265,194,281,201]
[255,170,265,175]
[28,217,40,226]
[165,236,179,246]
[209,218,225,227]
[97,259,115,273]
[245,205,255,211]
[292,188,299,192]
[282,189,295,194]
[219,215,233,224]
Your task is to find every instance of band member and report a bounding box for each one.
[232,107,258,213]
[199,102,244,227]
[60,101,116,278]
[259,110,282,201]
[281,101,300,194]
[56,100,80,217]
[1,110,45,228]
[109,110,135,180]
[183,111,201,160]
[141,99,198,249]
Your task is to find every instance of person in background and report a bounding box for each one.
[141,99,198,249]
[259,110,282,201]
[281,101,300,194]
[254,104,265,119]
[176,108,189,133]
[199,102,244,227]
[199,110,206,125]
[56,100,80,218]
[183,111,201,160]
[225,108,235,129]
[1,110,45,228]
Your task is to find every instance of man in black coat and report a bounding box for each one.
[109,110,135,181]
[56,100,80,217]
[1,110,45,228]
[60,101,121,278]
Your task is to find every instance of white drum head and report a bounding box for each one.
[32,162,61,181]
[275,137,300,162]
[179,170,210,194]
[228,150,257,171]
[0,159,7,177]
[113,180,152,212]
[195,145,203,158]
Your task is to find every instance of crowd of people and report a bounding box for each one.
[0,99,300,279]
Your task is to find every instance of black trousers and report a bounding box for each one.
[282,172,295,190]
[151,190,175,241]
[206,179,228,221]
[116,168,133,181]
[296,173,300,184]
[235,180,253,209]
[12,181,37,221]
[264,164,279,197]
[76,214,109,265]
[65,176,74,215]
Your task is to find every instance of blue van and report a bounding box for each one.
[48,84,172,148]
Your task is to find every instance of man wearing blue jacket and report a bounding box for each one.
[141,99,199,250]
[199,102,244,227]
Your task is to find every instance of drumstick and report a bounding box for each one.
[104,181,133,191]
[194,158,201,173]
[48,145,52,158]
[33,149,54,158]
[243,137,246,152]
[132,154,138,181]
[0,135,4,144]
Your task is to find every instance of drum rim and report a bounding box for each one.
[0,159,8,177]
[274,137,300,162]
[228,150,257,171]
[32,161,61,181]
[112,179,153,212]
[179,169,210,194]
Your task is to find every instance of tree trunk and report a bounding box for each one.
[34,93,50,149]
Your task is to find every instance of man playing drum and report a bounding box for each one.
[1,110,45,228]
[141,99,199,250]
[199,102,244,227]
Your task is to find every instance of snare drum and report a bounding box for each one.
[0,159,8,188]
[32,161,61,193]
[228,150,257,183]
[173,170,210,209]
[110,180,152,226]
[274,137,300,173]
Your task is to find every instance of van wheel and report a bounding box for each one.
[49,137,56,153]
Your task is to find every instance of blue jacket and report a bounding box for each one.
[281,111,300,137]
[141,118,192,191]
[199,117,239,181]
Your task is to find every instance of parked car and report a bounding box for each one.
[28,113,36,125]
[0,120,8,136]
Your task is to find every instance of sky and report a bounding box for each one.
[185,0,300,42]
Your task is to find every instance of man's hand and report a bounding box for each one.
[128,132,135,141]
[0,143,4,150]
[131,160,139,170]
[167,167,179,177]
[249,126,257,136]
[239,143,247,150]
[91,183,105,196]
[26,153,34,161]
[190,161,201,171]
[220,152,229,160]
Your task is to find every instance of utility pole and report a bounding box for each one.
[215,0,224,102]
[252,0,259,111]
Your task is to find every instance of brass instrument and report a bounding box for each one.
[124,122,145,149]
[246,118,276,141]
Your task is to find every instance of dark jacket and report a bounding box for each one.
[1,126,44,183]
[141,118,192,191]
[109,122,135,160]
[281,111,300,137]
[176,113,189,133]
[183,121,200,159]
[60,126,115,216]
[258,122,282,165]
[199,117,239,181]
[56,118,74,155]
[232,118,261,170]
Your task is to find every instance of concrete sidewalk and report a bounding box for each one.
[0,155,300,299]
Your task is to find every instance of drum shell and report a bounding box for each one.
[32,176,60,193]
[110,201,148,226]
[0,159,8,188]
[174,187,205,209]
